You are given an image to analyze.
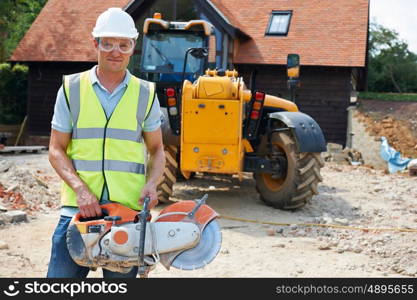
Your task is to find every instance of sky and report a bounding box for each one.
[370,0,417,53]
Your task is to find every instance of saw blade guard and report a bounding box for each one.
[155,197,222,270]
[171,218,221,270]
[156,200,219,229]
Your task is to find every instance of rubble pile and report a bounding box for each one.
[322,143,365,165]
[0,160,60,214]
[0,183,25,211]
[356,113,417,159]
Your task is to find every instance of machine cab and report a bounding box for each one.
[140,14,212,85]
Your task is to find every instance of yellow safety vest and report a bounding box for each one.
[61,70,155,210]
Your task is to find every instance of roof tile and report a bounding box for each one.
[211,0,369,67]
[11,0,368,67]
[10,0,131,62]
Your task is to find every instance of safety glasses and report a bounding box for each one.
[98,38,135,54]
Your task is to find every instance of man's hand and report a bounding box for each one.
[75,185,102,218]
[139,182,158,209]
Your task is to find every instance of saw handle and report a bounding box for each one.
[104,216,121,222]
[138,197,150,277]
[78,208,109,222]
[188,193,208,218]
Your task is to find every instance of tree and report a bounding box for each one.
[0,0,47,62]
[368,22,417,93]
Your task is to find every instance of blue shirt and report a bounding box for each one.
[51,66,162,217]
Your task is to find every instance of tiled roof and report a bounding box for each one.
[10,0,131,62]
[11,0,369,67]
[210,0,369,67]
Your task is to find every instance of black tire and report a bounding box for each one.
[254,131,324,210]
[157,145,178,203]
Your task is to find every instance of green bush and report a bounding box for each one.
[0,63,28,124]
[358,92,417,102]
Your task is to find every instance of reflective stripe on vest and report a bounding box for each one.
[72,159,145,174]
[61,70,155,210]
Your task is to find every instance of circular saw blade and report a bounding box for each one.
[171,219,222,270]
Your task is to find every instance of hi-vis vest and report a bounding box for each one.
[61,70,155,210]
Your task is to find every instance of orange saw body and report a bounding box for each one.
[66,195,221,274]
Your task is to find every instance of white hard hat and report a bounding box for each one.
[92,7,138,39]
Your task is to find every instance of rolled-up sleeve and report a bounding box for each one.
[143,95,162,132]
[51,86,73,133]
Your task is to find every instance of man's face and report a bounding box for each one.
[94,37,135,73]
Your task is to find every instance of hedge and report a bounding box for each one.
[0,63,28,124]
[358,92,417,102]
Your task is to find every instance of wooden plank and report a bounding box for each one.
[0,124,20,146]
[0,146,47,154]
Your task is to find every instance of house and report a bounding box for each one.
[10,0,369,146]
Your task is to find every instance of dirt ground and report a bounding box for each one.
[0,151,416,278]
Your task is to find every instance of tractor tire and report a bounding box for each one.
[254,131,324,210]
[157,145,179,203]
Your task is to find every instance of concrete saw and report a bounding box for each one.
[66,194,221,276]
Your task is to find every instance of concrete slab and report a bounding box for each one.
[1,210,27,223]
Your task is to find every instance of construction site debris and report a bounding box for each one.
[0,241,8,250]
[380,136,411,174]
[0,160,60,214]
[0,210,27,223]
[322,143,345,163]
[409,159,417,176]
[0,160,12,173]
[344,149,364,165]
[266,228,276,236]
[322,143,364,166]
[318,244,332,250]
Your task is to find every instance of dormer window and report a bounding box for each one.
[266,11,292,36]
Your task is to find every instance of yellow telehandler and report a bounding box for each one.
[139,14,326,210]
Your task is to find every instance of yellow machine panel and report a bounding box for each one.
[183,99,240,144]
[181,143,241,173]
[181,78,244,174]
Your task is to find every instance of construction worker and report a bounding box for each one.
[46,8,165,278]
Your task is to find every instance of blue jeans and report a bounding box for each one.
[46,215,138,278]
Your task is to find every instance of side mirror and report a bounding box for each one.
[287,54,300,103]
[190,47,208,59]
[287,53,300,79]
[182,47,208,82]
